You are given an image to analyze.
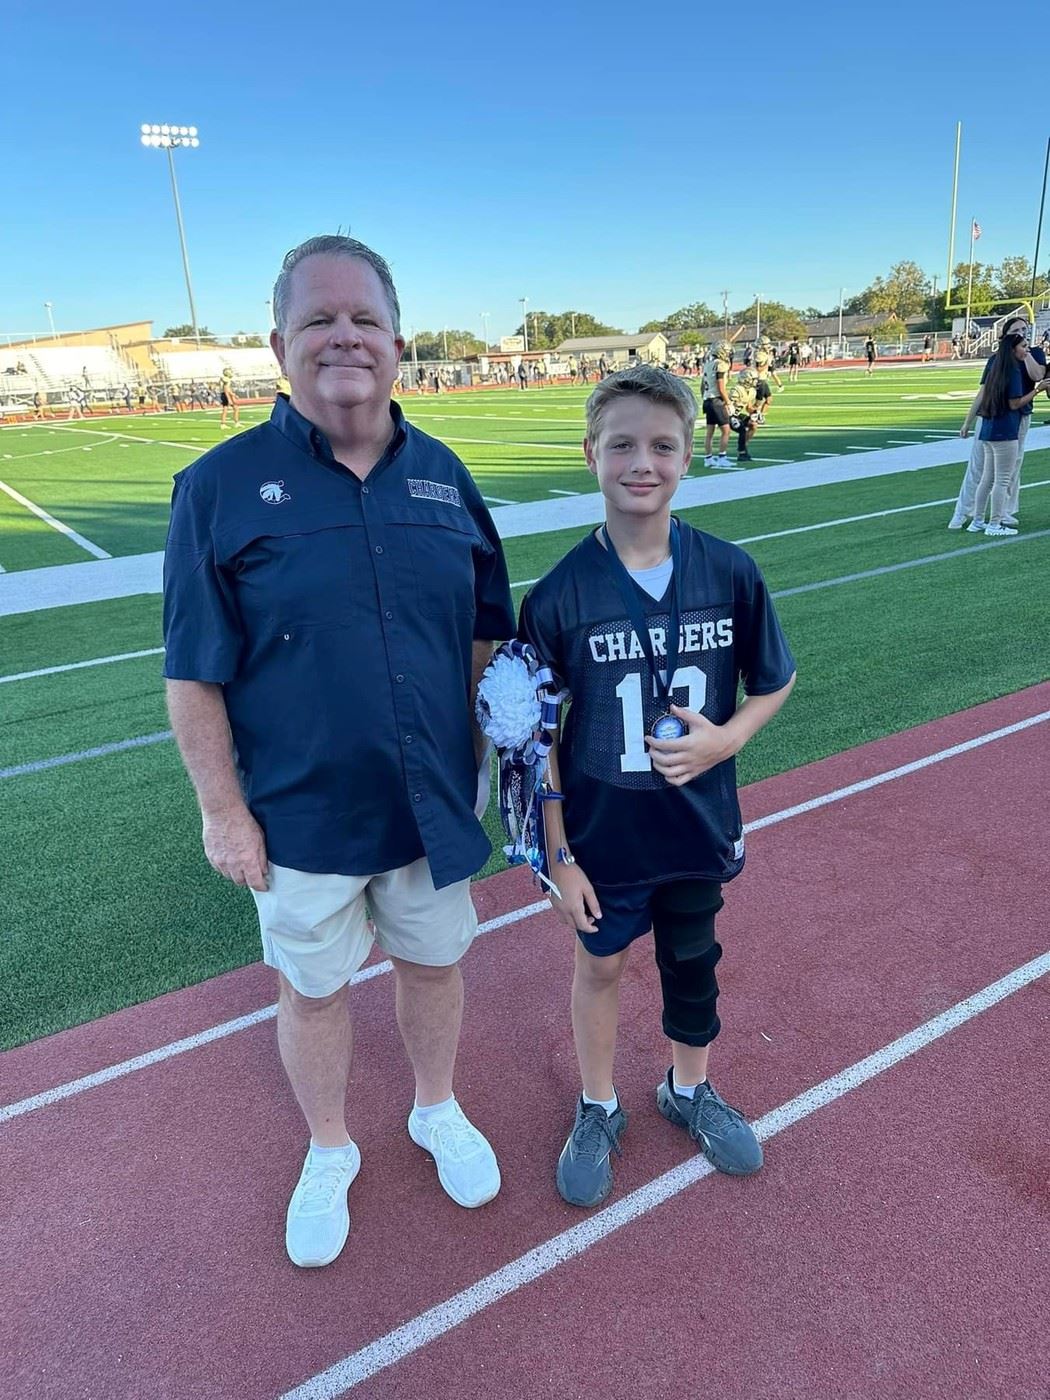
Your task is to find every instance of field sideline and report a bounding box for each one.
[2,364,1049,1050]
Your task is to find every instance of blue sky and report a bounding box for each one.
[2,0,1045,342]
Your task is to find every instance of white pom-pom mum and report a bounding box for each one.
[476,652,542,750]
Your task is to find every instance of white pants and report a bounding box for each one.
[973,438,1020,525]
[953,415,1028,519]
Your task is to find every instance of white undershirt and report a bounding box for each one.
[627,557,673,600]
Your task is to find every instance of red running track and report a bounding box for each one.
[2,684,1049,1400]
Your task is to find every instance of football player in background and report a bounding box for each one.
[728,368,760,463]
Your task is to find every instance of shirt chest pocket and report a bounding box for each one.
[384,504,483,618]
[220,512,361,627]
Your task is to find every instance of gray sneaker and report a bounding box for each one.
[656,1070,763,1175]
[556,1097,628,1207]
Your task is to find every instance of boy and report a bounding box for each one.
[519,365,796,1208]
[729,368,760,462]
[700,341,734,468]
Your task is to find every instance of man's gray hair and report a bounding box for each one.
[272,235,401,336]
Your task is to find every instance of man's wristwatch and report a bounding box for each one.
[557,847,576,865]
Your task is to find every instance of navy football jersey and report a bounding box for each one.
[519,521,795,889]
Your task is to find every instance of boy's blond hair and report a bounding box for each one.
[584,363,697,445]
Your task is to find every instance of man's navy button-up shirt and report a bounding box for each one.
[162,396,515,888]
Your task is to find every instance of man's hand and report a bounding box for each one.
[645,704,732,787]
[202,806,269,891]
[548,862,602,934]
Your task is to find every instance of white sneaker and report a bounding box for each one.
[408,1100,501,1208]
[984,522,1018,537]
[947,512,967,530]
[712,455,744,471]
[285,1139,361,1268]
[1001,514,1019,527]
[703,455,716,467]
[966,520,986,533]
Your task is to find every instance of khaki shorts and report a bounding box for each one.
[251,858,479,998]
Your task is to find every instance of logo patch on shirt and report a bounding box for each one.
[733,836,745,861]
[260,480,291,504]
[407,478,461,508]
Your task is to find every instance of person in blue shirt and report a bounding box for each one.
[964,331,1050,536]
[519,365,796,1208]
[163,235,515,1268]
[953,317,1048,529]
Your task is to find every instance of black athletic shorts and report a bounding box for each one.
[756,380,772,403]
[703,397,730,426]
[220,390,232,407]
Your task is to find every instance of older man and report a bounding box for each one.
[163,235,515,1268]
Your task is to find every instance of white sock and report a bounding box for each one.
[412,1094,456,1122]
[672,1077,707,1099]
[308,1138,355,1157]
[582,1091,619,1116]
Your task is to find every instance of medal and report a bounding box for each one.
[652,712,687,740]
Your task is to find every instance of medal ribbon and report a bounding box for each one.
[598,519,682,717]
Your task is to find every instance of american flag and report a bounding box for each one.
[972,220,982,240]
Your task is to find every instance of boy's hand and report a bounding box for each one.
[548,862,602,934]
[646,704,732,786]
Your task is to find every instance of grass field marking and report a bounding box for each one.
[3,705,1047,1124]
[439,436,580,453]
[0,647,165,686]
[409,412,586,427]
[482,495,516,506]
[40,422,209,455]
[280,948,1050,1398]
[548,488,580,496]
[0,432,121,465]
[0,478,112,561]
[0,730,172,780]
[773,528,1050,598]
[803,452,831,458]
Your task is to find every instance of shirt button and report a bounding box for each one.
[404,734,413,744]
[375,544,384,555]
[413,792,422,803]
[384,609,393,620]
[361,485,370,495]
[395,674,405,683]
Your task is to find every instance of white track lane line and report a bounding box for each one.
[0,479,111,559]
[279,950,1050,1399]
[2,707,1047,1126]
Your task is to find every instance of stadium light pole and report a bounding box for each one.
[44,301,57,342]
[838,287,845,348]
[139,123,202,346]
[755,294,761,344]
[520,297,529,353]
[480,311,490,350]
[1031,136,1050,301]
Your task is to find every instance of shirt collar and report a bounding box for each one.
[271,393,408,467]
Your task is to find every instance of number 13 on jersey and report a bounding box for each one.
[615,666,707,772]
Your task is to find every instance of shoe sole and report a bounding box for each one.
[408,1119,502,1208]
[655,1085,762,1177]
[285,1145,361,1268]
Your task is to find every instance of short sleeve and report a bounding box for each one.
[461,482,515,642]
[162,474,243,683]
[518,586,567,695]
[736,561,796,696]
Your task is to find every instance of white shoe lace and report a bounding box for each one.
[295,1159,352,1215]
[426,1109,487,1164]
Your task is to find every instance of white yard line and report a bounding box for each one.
[278,948,1050,1399]
[0,479,111,560]
[482,496,516,506]
[0,647,165,685]
[2,706,1047,1128]
[440,436,579,453]
[548,488,579,496]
